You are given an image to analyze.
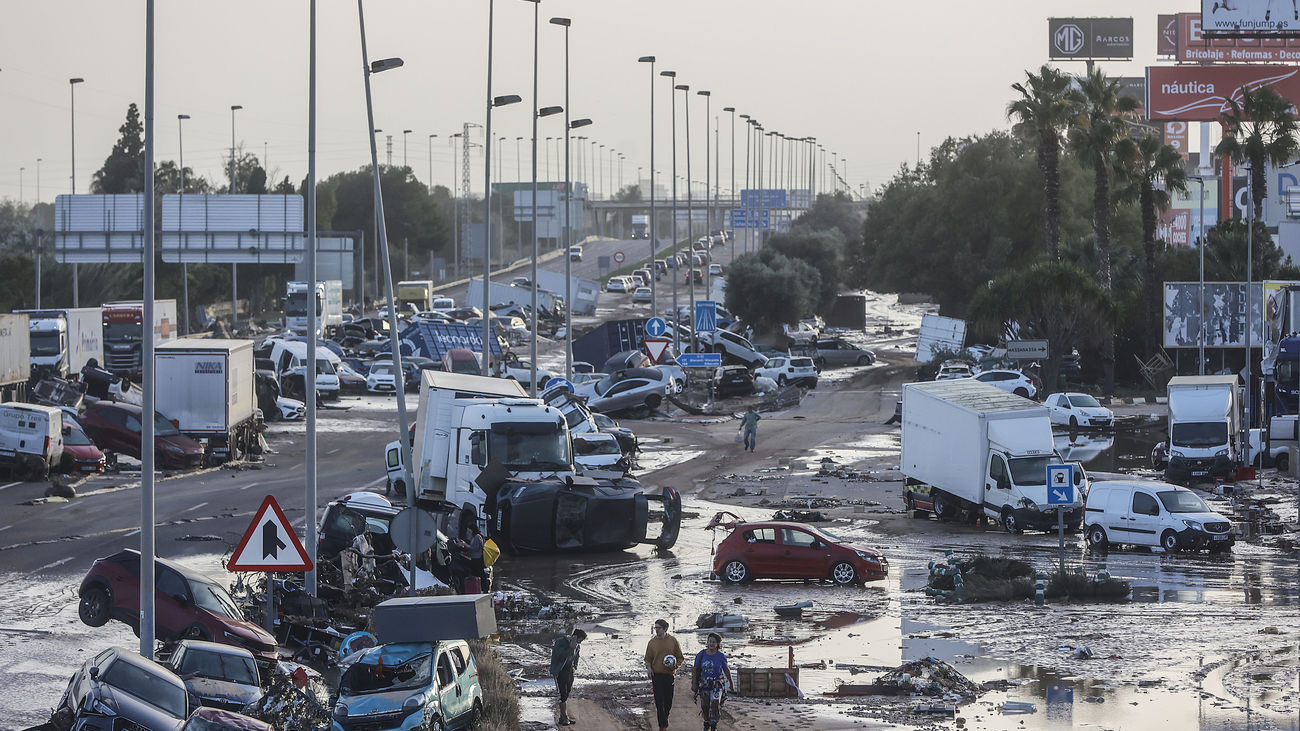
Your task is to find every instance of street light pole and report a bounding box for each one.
[679,83,696,353]
[70,77,84,307]
[178,114,190,334]
[229,104,243,331]
[140,0,158,659]
[698,90,711,298]
[741,115,751,254]
[551,15,573,379]
[724,106,735,263]
[662,70,679,351]
[305,0,320,596]
[637,55,655,316]
[403,129,411,169]
[1191,175,1207,375]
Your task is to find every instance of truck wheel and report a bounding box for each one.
[722,560,750,584]
[1001,509,1022,534]
[1160,530,1180,552]
[228,432,245,462]
[79,586,110,627]
[830,561,858,586]
[1086,525,1108,549]
[933,497,955,521]
[1278,453,1289,473]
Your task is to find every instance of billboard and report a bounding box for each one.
[1157,209,1192,247]
[1179,12,1300,62]
[1158,14,1179,55]
[1146,65,1300,121]
[54,194,146,263]
[1048,18,1134,60]
[161,194,305,264]
[1200,0,1300,35]
[1164,281,1263,349]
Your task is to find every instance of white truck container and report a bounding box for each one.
[284,280,343,336]
[19,308,103,378]
[0,402,64,478]
[397,280,436,313]
[155,339,259,463]
[1164,375,1243,484]
[534,270,600,316]
[467,278,564,316]
[901,379,1084,533]
[0,314,32,402]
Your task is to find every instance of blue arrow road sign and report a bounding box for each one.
[695,300,717,333]
[645,316,668,338]
[677,352,722,368]
[544,376,574,392]
[1046,464,1075,505]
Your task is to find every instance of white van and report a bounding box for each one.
[1084,480,1233,552]
[0,403,65,478]
[431,297,455,313]
[264,339,341,400]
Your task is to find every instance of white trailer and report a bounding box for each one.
[19,308,103,378]
[0,314,32,402]
[155,338,259,463]
[467,278,564,315]
[901,379,1083,533]
[534,270,600,316]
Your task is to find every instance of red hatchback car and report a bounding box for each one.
[79,401,206,469]
[78,549,278,662]
[712,521,888,585]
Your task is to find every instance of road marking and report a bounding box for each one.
[361,476,386,490]
[0,525,10,533]
[124,529,140,538]
[179,502,208,515]
[36,557,73,572]
[0,482,22,492]
[327,448,340,455]
[239,481,262,491]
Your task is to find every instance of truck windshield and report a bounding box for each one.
[340,651,432,695]
[1158,490,1211,514]
[103,322,142,342]
[285,294,321,317]
[489,424,571,470]
[1007,456,1051,486]
[30,332,62,357]
[1171,422,1229,448]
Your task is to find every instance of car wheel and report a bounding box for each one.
[830,561,858,586]
[1001,508,1022,534]
[468,700,483,728]
[1069,416,1078,428]
[1014,387,1030,397]
[181,624,211,641]
[722,560,750,584]
[78,586,110,627]
[1087,525,1108,549]
[1278,453,1290,473]
[905,493,929,519]
[1160,530,1180,552]
[645,394,663,410]
[777,375,787,387]
[427,716,447,731]
[856,355,871,366]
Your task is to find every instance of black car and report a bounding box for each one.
[403,356,442,392]
[448,306,483,321]
[713,366,755,398]
[492,480,681,553]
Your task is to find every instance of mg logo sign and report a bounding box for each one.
[1054,23,1085,55]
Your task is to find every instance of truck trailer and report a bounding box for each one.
[0,314,32,402]
[901,379,1084,533]
[284,280,343,336]
[396,280,436,313]
[155,338,260,463]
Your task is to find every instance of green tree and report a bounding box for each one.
[766,228,847,314]
[318,166,449,282]
[1215,84,1300,220]
[967,262,1114,391]
[1008,65,1076,258]
[793,191,863,247]
[92,103,145,194]
[724,250,821,333]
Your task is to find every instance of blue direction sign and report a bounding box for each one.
[1046,464,1075,505]
[740,188,787,208]
[728,208,771,230]
[544,376,574,392]
[677,352,722,368]
[645,316,668,338]
[695,300,718,333]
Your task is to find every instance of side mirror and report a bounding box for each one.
[63,426,71,436]
[88,666,100,680]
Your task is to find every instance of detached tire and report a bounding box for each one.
[722,560,750,584]
[830,561,858,586]
[1087,525,1109,549]
[79,587,110,627]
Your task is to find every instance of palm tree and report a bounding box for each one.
[1117,133,1188,353]
[1068,69,1140,291]
[1215,84,1300,220]
[1008,65,1075,259]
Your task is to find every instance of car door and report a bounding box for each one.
[1127,489,1163,546]
[735,528,778,576]
[436,649,465,722]
[155,565,194,639]
[1049,394,1068,423]
[779,527,833,579]
[448,645,475,724]
[984,453,1011,518]
[121,411,145,458]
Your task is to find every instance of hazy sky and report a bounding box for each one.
[1,1,1170,204]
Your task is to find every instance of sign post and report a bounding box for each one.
[228,495,315,633]
[1047,464,1075,576]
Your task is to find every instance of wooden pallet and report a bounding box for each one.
[736,667,799,697]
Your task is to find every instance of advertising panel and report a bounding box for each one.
[1048,18,1134,59]
[1179,12,1300,62]
[1158,14,1179,55]
[1163,121,1190,153]
[1164,282,1264,349]
[1146,65,1300,121]
[1200,0,1300,35]
[1157,209,1192,247]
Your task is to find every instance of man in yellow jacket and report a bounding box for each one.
[644,619,685,731]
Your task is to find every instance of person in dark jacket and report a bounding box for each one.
[550,628,586,726]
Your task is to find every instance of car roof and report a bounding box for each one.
[105,549,220,586]
[176,639,256,659]
[105,646,188,689]
[726,521,834,533]
[88,400,144,416]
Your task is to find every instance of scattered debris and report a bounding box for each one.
[696,612,747,629]
[871,658,981,698]
[772,509,825,522]
[997,701,1037,714]
[774,601,813,618]
[177,534,223,542]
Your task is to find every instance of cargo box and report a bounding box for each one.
[373,594,497,643]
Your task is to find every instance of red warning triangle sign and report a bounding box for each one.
[227,495,314,572]
[643,337,672,364]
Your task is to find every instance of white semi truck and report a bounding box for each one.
[18,308,103,378]
[284,280,343,336]
[630,214,649,239]
[155,339,260,463]
[901,379,1084,533]
[386,371,680,553]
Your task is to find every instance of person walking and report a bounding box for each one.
[550,628,586,726]
[644,619,685,731]
[740,407,760,452]
[691,632,734,731]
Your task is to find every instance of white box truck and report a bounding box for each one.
[1164,375,1243,484]
[0,402,64,479]
[155,338,259,463]
[901,379,1084,533]
[19,308,103,378]
[0,314,32,402]
[284,280,343,336]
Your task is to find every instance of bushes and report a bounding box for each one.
[469,639,521,731]
[927,554,1129,603]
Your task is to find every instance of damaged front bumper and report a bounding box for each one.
[1165,455,1234,484]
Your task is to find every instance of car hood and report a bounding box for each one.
[63,443,104,460]
[185,676,263,707]
[1177,511,1232,527]
[1075,407,1112,418]
[846,543,884,560]
[338,688,425,716]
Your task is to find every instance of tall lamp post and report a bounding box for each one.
[305,0,320,596]
[697,89,710,296]
[678,82,695,353]
[550,15,573,378]
[724,106,735,263]
[229,104,243,331]
[178,113,191,334]
[34,157,43,307]
[1190,175,1207,375]
[356,5,416,576]
[661,70,679,350]
[741,115,752,253]
[403,129,412,168]
[427,134,438,194]
[69,77,84,307]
